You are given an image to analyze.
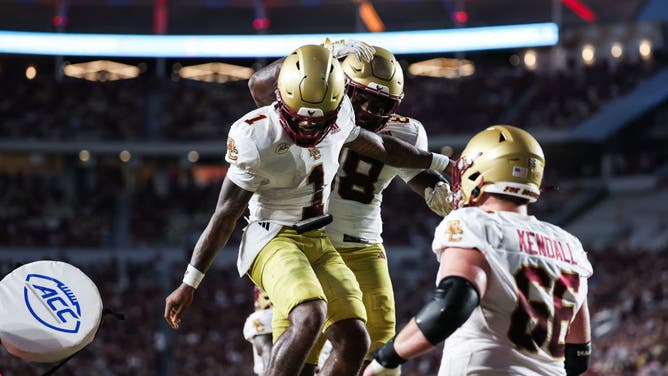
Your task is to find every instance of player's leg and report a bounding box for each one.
[249,229,328,376]
[302,334,327,375]
[340,244,396,359]
[309,233,370,376]
[270,300,326,376]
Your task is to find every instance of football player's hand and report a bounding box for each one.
[164,283,195,329]
[425,181,453,217]
[363,359,401,376]
[324,38,376,62]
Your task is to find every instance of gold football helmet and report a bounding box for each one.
[451,125,545,208]
[253,286,272,311]
[277,45,345,147]
[341,46,404,132]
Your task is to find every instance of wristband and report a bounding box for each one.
[429,153,450,171]
[373,337,406,369]
[182,264,205,289]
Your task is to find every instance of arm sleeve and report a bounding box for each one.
[415,275,480,345]
[225,125,267,192]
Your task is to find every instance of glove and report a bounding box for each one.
[363,359,401,376]
[324,38,376,62]
[425,181,453,217]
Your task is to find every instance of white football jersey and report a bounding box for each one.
[327,115,428,247]
[432,208,593,376]
[243,309,273,376]
[226,96,360,225]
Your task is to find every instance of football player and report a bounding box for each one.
[364,126,593,376]
[248,41,452,374]
[164,44,451,376]
[243,287,273,376]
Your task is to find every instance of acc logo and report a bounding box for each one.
[275,143,290,155]
[23,274,81,334]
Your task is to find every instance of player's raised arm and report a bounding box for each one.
[248,57,284,107]
[405,170,453,216]
[164,178,253,330]
[345,129,451,172]
[248,38,375,108]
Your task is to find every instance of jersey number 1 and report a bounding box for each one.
[508,265,580,358]
[302,164,324,220]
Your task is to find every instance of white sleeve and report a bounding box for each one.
[243,309,273,341]
[338,96,362,143]
[396,120,429,182]
[225,125,267,192]
[432,209,488,258]
[345,125,362,143]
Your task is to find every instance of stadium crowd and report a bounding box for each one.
[1,145,666,250]
[0,55,664,142]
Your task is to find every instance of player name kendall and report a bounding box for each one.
[516,230,578,265]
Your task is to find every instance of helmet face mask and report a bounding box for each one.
[277,45,345,147]
[451,125,545,209]
[342,46,404,133]
[346,80,402,132]
[278,93,340,147]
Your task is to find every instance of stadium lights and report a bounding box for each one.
[581,44,595,65]
[25,65,37,80]
[63,60,140,81]
[187,150,199,163]
[178,62,254,83]
[119,150,131,163]
[610,42,623,59]
[639,39,653,60]
[407,58,475,79]
[0,23,558,57]
[79,149,90,162]
[523,49,537,70]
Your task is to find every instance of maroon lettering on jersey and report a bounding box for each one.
[518,230,530,253]
[517,230,575,264]
[554,242,565,262]
[545,236,556,258]
[565,243,578,265]
[535,233,548,257]
[244,114,267,125]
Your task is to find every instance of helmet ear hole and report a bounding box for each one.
[472,187,481,198]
